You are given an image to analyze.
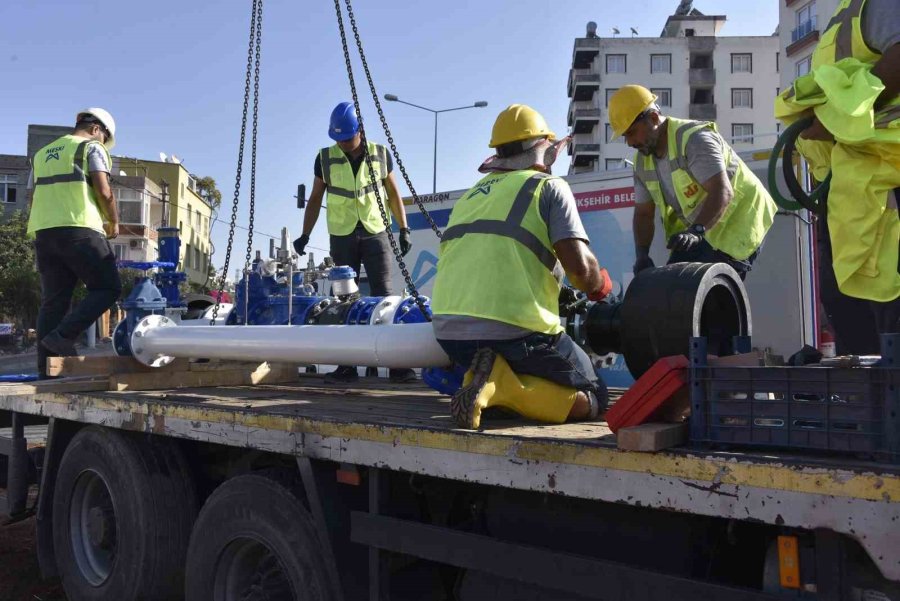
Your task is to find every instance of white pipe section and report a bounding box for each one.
[133,319,451,368]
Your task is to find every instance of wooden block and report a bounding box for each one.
[187,360,301,373]
[47,356,190,377]
[616,422,688,452]
[110,362,299,391]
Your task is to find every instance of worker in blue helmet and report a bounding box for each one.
[294,102,416,384]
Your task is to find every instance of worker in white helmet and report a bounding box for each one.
[26,108,122,377]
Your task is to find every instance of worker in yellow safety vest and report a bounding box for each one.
[775,0,900,347]
[27,108,122,378]
[293,101,415,384]
[431,105,614,429]
[609,85,777,281]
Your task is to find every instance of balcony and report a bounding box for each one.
[688,68,716,87]
[689,103,717,120]
[568,72,601,101]
[569,108,601,134]
[791,16,817,43]
[573,37,600,69]
[571,143,600,167]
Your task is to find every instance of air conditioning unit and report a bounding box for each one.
[129,239,147,250]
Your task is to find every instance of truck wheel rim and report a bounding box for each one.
[69,470,117,585]
[215,537,295,601]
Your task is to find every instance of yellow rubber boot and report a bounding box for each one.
[451,348,578,429]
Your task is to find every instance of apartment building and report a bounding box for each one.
[567,2,781,174]
[115,158,214,286]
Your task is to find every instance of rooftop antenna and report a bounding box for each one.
[169,154,181,164]
[158,152,168,162]
[630,27,639,37]
[612,27,620,37]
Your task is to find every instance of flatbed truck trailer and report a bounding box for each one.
[1,374,898,600]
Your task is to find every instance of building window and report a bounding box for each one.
[796,56,812,77]
[117,188,144,224]
[187,204,193,229]
[793,2,817,42]
[731,88,753,108]
[776,51,780,72]
[0,174,17,203]
[605,123,616,143]
[605,88,619,107]
[194,247,202,272]
[606,54,626,74]
[731,53,752,73]
[651,88,672,107]
[185,243,193,269]
[605,159,626,171]
[112,243,126,260]
[732,123,754,145]
[650,54,671,73]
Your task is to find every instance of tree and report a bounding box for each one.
[195,176,222,210]
[0,210,40,328]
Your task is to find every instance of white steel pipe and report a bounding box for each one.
[131,316,451,368]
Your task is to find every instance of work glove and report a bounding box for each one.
[666,224,705,252]
[292,233,309,256]
[587,268,613,302]
[399,228,412,257]
[633,252,655,274]
[558,285,582,316]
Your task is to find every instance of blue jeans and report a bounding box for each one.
[436,332,605,398]
[667,238,761,280]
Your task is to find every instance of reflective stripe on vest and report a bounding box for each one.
[27,135,108,237]
[632,117,775,260]
[431,171,564,334]
[320,142,391,236]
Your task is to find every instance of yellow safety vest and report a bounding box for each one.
[319,142,391,236]
[633,117,776,261]
[432,170,563,335]
[776,0,900,302]
[27,135,109,237]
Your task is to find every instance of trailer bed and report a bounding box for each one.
[2,375,899,580]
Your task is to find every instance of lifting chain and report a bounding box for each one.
[211,0,263,325]
[333,0,433,320]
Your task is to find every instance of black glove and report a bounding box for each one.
[292,233,310,256]
[399,228,412,257]
[666,224,705,252]
[633,253,655,274]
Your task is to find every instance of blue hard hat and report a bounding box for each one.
[328,102,360,141]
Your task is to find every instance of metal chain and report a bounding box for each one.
[244,0,263,279]
[333,0,431,321]
[210,0,259,326]
[342,0,443,241]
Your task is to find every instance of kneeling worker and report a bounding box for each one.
[431,104,613,429]
[609,85,776,279]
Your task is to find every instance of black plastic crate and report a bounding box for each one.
[689,337,900,460]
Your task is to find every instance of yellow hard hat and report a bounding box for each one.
[608,85,657,139]
[489,104,556,148]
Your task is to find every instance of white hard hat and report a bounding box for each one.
[76,107,116,150]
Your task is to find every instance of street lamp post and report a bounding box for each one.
[384,94,488,194]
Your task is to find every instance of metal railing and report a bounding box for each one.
[791,16,817,43]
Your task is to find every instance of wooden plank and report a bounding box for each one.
[616,422,688,452]
[188,360,303,373]
[47,355,190,377]
[0,376,110,395]
[110,362,300,391]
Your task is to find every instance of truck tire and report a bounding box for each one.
[185,472,338,601]
[52,426,197,601]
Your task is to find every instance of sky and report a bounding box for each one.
[1,0,778,273]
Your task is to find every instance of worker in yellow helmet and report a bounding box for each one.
[432,104,613,429]
[609,85,777,280]
[775,0,900,348]
[27,108,122,378]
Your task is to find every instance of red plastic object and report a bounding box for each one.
[607,355,689,434]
